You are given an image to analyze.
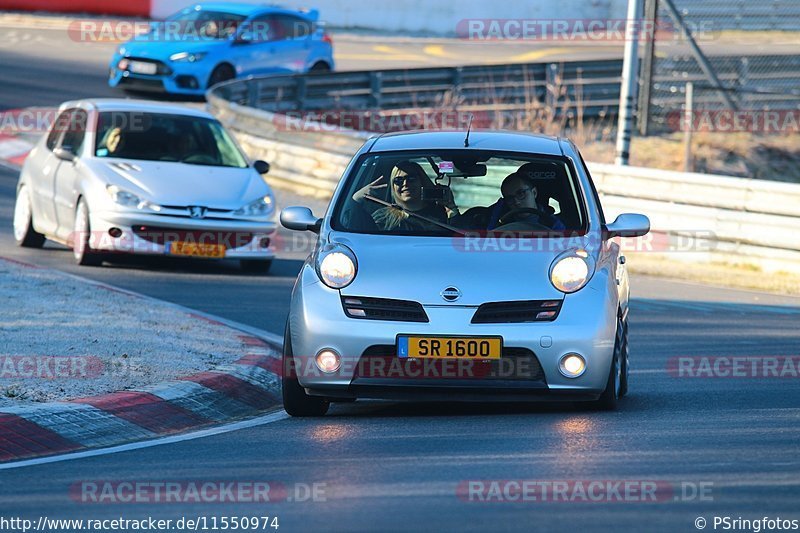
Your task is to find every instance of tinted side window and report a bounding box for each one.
[60,109,88,156]
[248,15,286,41]
[577,150,605,225]
[277,15,312,39]
[46,111,71,151]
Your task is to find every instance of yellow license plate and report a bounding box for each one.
[168,241,226,258]
[398,336,502,360]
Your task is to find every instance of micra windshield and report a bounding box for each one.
[332,150,588,237]
[94,112,248,168]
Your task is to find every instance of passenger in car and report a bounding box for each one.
[353,161,458,232]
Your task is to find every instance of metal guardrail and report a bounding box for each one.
[211,59,625,121]
[211,54,799,130]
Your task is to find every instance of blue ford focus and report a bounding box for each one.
[108,3,334,95]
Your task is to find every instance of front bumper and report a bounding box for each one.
[108,61,211,95]
[288,264,619,402]
[88,210,277,260]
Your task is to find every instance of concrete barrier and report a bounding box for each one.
[208,91,800,275]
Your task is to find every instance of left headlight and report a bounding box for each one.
[169,51,208,62]
[106,185,161,211]
[233,195,274,217]
[315,243,357,289]
[549,249,595,293]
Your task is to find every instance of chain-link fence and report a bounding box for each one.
[642,0,800,134]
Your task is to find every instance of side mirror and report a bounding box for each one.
[253,160,270,174]
[54,146,76,162]
[280,206,322,233]
[605,213,650,238]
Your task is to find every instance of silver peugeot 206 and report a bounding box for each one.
[280,130,650,416]
[13,99,277,273]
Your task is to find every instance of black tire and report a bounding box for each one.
[13,185,45,248]
[282,321,329,417]
[73,198,103,267]
[309,61,331,73]
[208,64,235,88]
[618,315,629,398]
[594,315,625,411]
[240,259,273,274]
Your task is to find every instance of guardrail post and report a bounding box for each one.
[295,77,308,111]
[545,63,559,111]
[369,72,382,108]
[247,81,259,108]
[453,67,463,100]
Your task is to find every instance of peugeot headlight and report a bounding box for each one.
[234,194,274,217]
[106,185,161,211]
[169,51,208,62]
[549,249,595,293]
[315,243,357,289]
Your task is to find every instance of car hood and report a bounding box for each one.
[119,38,223,60]
[88,159,267,210]
[331,233,593,305]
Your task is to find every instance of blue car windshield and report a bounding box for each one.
[94,112,248,168]
[162,10,247,39]
[332,150,587,236]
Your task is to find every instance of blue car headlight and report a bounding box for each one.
[169,51,208,62]
[233,195,274,217]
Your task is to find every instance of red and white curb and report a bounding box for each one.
[0,133,34,169]
[0,257,285,464]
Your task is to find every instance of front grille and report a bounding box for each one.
[118,77,165,91]
[471,299,563,323]
[132,226,254,247]
[341,296,428,322]
[354,345,545,381]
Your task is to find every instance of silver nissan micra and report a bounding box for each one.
[280,130,650,416]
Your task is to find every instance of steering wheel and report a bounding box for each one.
[497,207,552,226]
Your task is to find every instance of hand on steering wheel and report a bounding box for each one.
[497,207,551,226]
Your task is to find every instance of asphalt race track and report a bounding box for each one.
[2,20,800,533]
[3,159,800,531]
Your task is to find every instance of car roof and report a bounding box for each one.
[186,2,313,18]
[58,99,216,119]
[367,130,565,156]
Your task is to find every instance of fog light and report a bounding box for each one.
[315,349,341,373]
[108,227,123,238]
[259,237,270,249]
[558,353,586,378]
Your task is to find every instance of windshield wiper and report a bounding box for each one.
[363,194,467,236]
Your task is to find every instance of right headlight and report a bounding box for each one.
[106,185,161,211]
[315,243,357,289]
[549,249,595,293]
